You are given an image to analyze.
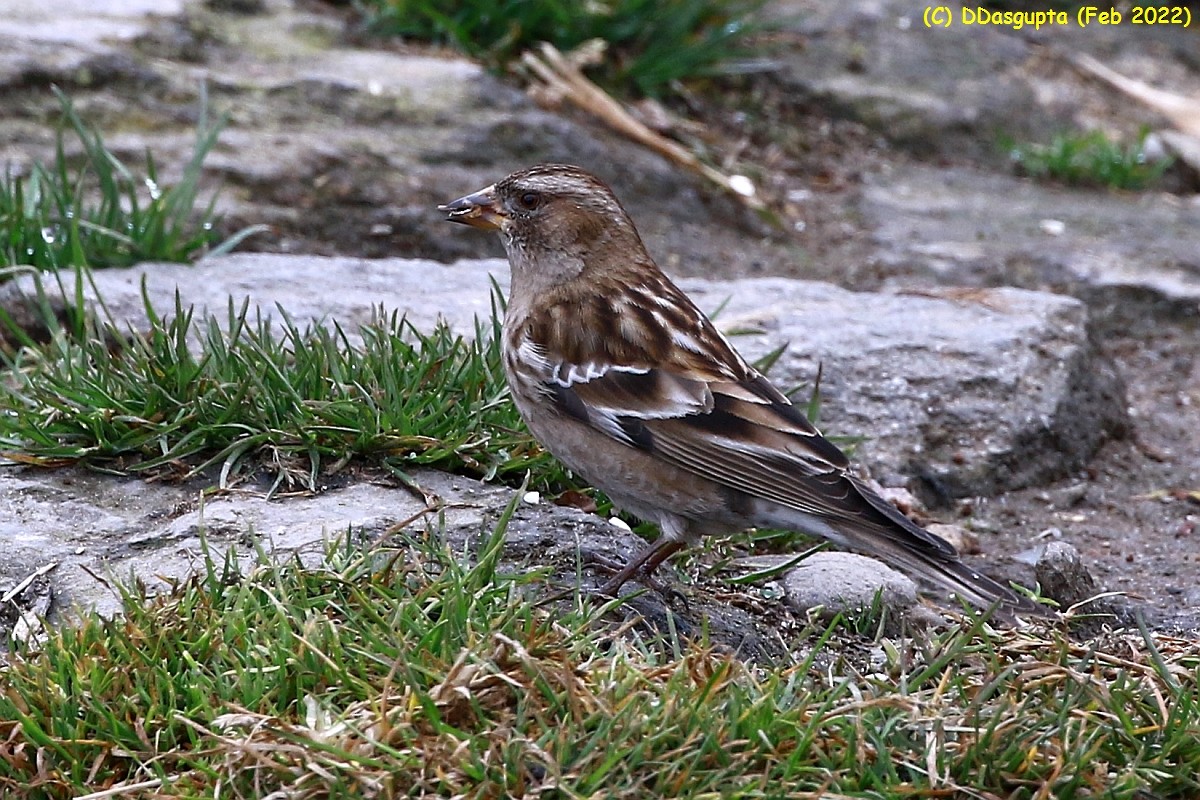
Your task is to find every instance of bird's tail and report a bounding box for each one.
[826,518,1053,621]
[748,478,1053,621]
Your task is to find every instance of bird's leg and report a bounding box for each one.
[595,538,685,598]
[574,549,628,574]
[534,539,686,608]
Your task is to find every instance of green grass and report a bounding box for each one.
[0,88,259,274]
[0,268,861,574]
[1,513,1197,798]
[363,0,766,96]
[1007,128,1171,190]
[0,276,566,495]
[0,274,827,504]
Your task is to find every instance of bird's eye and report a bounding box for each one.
[517,191,542,210]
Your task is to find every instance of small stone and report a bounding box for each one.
[925,522,979,555]
[1034,541,1098,609]
[782,551,918,624]
[1039,219,1066,236]
[608,516,632,532]
[521,491,541,505]
[728,175,756,198]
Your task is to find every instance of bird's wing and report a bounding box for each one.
[542,349,958,558]
[515,275,959,558]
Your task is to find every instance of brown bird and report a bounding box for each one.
[440,163,1047,618]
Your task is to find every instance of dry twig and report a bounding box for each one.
[1071,52,1200,171]
[520,41,766,212]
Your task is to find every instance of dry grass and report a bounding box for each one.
[2,503,1197,799]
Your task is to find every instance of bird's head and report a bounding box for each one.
[439,164,648,288]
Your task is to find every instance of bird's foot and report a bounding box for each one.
[537,538,691,609]
[532,552,637,608]
[588,553,688,610]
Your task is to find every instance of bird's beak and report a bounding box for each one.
[438,184,506,231]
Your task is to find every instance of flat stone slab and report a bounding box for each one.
[0,0,185,47]
[686,277,1128,500]
[0,466,618,628]
[12,253,1128,500]
[862,164,1200,325]
[0,465,797,659]
[0,467,478,624]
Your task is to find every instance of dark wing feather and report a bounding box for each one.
[525,275,960,558]
[553,361,962,556]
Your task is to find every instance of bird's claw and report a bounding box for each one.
[588,553,688,610]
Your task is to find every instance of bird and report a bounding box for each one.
[439,163,1048,618]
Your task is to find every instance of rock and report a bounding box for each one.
[0,463,795,659]
[1034,540,1099,610]
[1,0,794,279]
[11,254,1128,502]
[1034,540,1137,626]
[0,463,524,622]
[766,0,1047,160]
[0,466,469,625]
[782,551,919,627]
[500,507,788,660]
[0,0,185,50]
[767,0,1200,164]
[862,164,1200,328]
[6,255,503,347]
[24,471,763,658]
[683,276,1129,501]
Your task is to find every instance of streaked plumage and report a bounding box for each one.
[440,163,1048,619]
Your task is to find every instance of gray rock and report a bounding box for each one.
[862,164,1200,328]
[11,253,1127,500]
[1034,540,1098,610]
[0,463,572,624]
[767,0,1200,163]
[782,551,919,624]
[0,0,184,49]
[681,276,1129,501]
[1034,540,1134,627]
[0,464,790,659]
[766,0,1048,160]
[10,254,503,344]
[0,466,474,623]
[0,0,792,279]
